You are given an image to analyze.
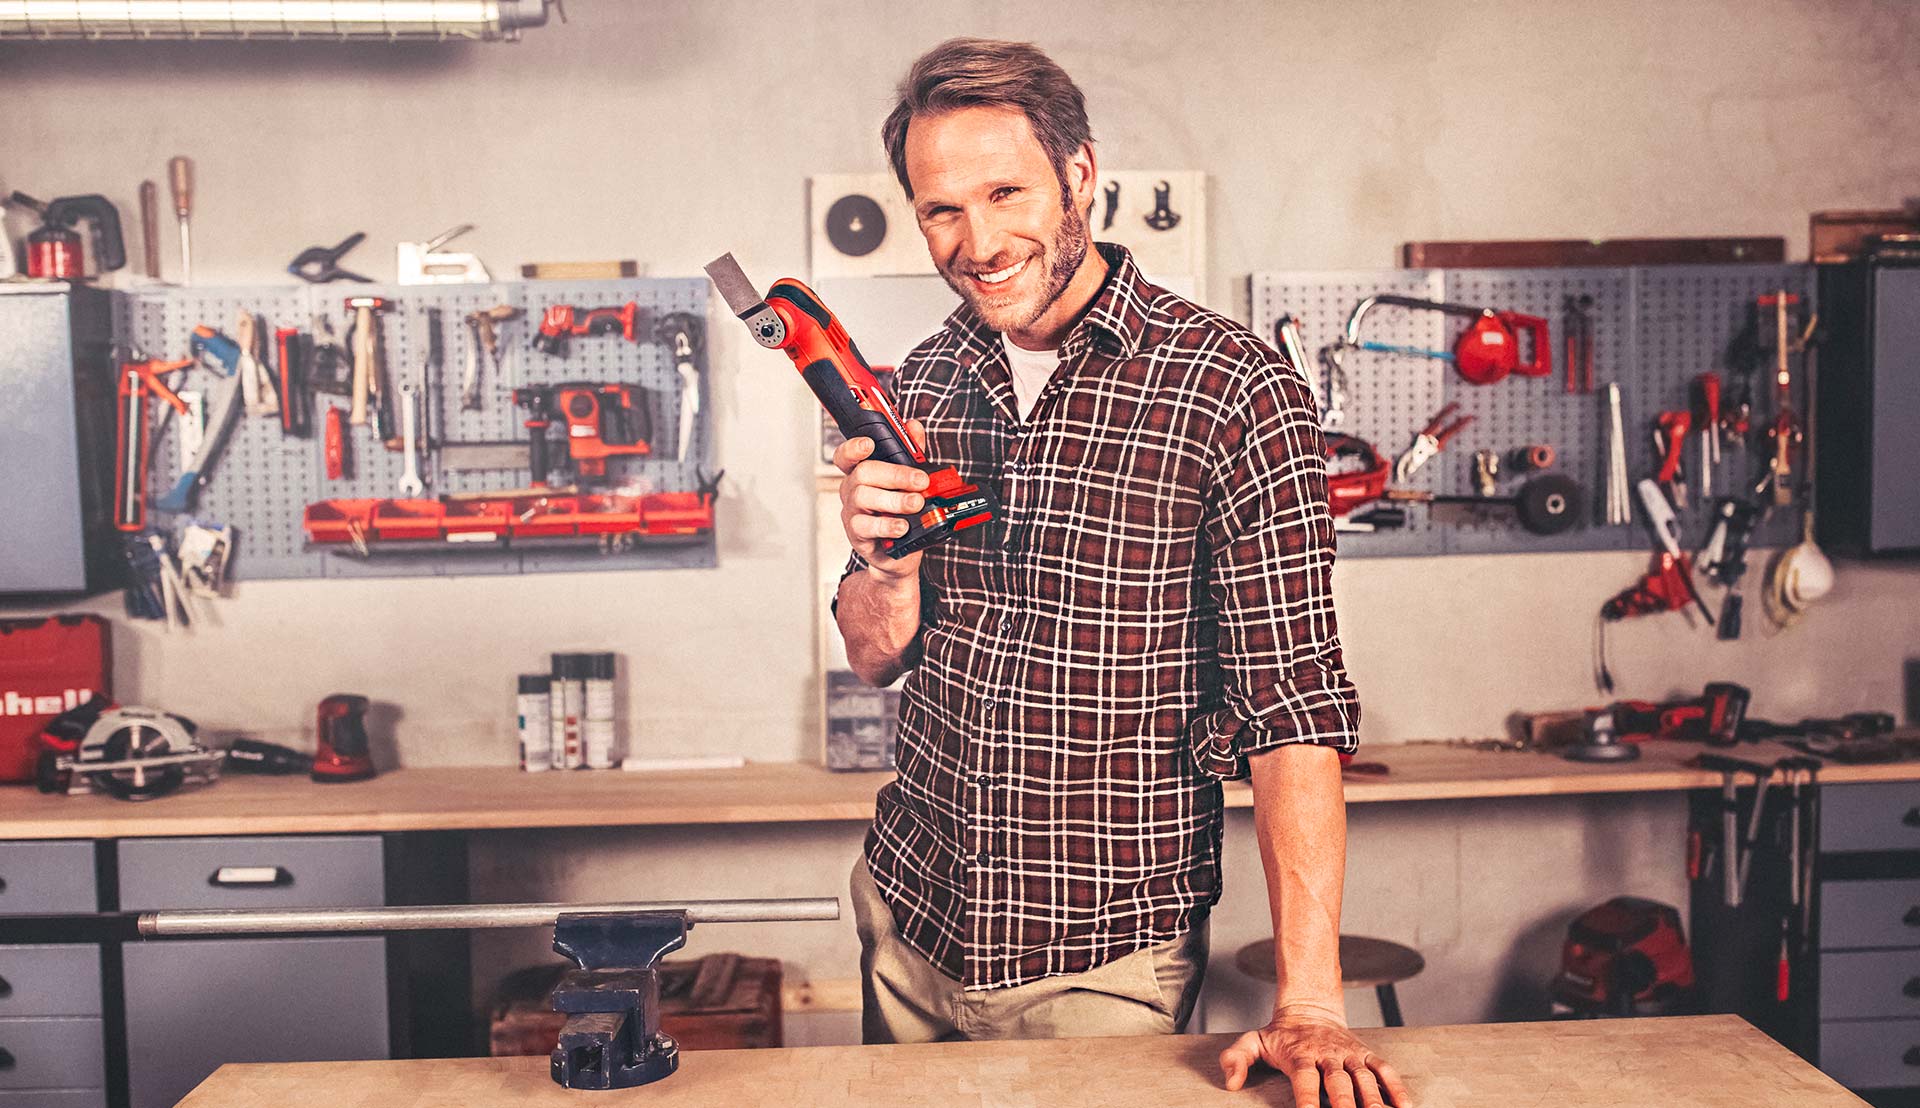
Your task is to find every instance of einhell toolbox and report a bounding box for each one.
[0,614,111,783]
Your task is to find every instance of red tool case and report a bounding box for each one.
[0,615,111,783]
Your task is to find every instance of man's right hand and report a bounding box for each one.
[834,420,930,578]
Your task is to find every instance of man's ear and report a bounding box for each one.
[1069,141,1098,220]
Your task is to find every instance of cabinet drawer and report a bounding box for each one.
[0,944,100,1017]
[0,1016,104,1089]
[123,936,388,1108]
[1821,879,1920,950]
[0,841,96,914]
[0,1091,105,1108]
[117,835,384,911]
[1822,1018,1920,1089]
[1822,950,1920,1020]
[1822,782,1920,853]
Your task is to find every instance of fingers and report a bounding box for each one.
[904,418,928,454]
[1349,1064,1385,1108]
[1370,1057,1413,1107]
[830,434,872,476]
[1320,1063,1358,1108]
[1286,1058,1321,1108]
[1217,1034,1259,1093]
[848,483,926,518]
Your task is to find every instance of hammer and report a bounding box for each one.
[345,296,391,426]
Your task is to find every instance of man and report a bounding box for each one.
[831,37,1411,1108]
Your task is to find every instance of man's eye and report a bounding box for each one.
[992,187,1020,202]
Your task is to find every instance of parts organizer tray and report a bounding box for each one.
[109,277,715,580]
[1250,264,1811,558]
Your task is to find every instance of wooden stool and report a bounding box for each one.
[1233,935,1425,1027]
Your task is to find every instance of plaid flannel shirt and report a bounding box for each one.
[839,243,1358,990]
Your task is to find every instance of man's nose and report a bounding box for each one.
[960,210,1012,268]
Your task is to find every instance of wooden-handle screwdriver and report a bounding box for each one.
[168,155,193,284]
[138,180,161,278]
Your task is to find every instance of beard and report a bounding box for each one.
[938,190,1091,335]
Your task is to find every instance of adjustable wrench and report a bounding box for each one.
[398,384,425,496]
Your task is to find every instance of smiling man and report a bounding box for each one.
[831,37,1409,1108]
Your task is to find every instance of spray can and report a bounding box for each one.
[583,652,617,769]
[550,653,586,770]
[517,674,551,772]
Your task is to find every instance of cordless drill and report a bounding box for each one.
[704,253,995,557]
[533,302,639,356]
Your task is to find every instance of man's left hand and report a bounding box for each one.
[1219,1011,1411,1107]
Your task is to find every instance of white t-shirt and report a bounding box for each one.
[1001,334,1060,420]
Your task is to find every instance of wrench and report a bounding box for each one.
[398,384,425,496]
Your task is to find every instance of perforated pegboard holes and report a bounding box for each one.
[111,278,714,580]
[1249,265,1810,558]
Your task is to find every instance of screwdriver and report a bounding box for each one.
[168,155,193,284]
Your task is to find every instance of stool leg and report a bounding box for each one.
[1375,983,1404,1028]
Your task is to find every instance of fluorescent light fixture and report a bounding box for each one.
[0,0,555,41]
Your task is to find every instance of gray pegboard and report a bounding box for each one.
[110,278,715,580]
[1250,265,1812,558]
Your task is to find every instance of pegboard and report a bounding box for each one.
[1250,264,1812,558]
[114,278,715,580]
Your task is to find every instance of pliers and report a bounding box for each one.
[1395,402,1474,483]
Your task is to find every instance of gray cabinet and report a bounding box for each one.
[123,936,389,1108]
[0,843,107,1106]
[1817,782,1920,1099]
[117,835,391,1108]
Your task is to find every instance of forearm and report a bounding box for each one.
[1247,743,1348,1022]
[834,566,922,687]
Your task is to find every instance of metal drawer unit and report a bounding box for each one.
[0,843,109,1106]
[0,841,97,915]
[118,835,391,1108]
[1818,781,1920,1104]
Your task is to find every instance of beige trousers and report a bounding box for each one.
[851,856,1208,1044]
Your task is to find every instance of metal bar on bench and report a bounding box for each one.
[138,897,840,937]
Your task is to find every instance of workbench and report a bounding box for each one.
[174,1014,1863,1107]
[7,739,1918,840]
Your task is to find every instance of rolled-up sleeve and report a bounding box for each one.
[1187,357,1359,781]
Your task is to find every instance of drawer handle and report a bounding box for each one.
[0,975,10,999]
[209,866,292,888]
[1906,1046,1920,1067]
[1907,978,1920,999]
[1905,907,1920,928]
[0,1047,12,1071]
[1905,807,1920,828]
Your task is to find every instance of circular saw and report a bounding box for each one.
[37,706,222,801]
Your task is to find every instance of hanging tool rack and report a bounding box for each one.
[1251,264,1811,558]
[110,277,715,580]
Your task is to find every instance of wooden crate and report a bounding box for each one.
[490,953,783,1056]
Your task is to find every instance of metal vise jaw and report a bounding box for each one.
[549,911,689,1090]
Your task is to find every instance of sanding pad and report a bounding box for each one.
[825,194,887,257]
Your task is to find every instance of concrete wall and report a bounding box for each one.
[5,0,1918,1036]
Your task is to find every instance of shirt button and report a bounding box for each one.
[983,695,997,707]
[975,850,989,866]
[998,614,1013,631]
[973,773,991,787]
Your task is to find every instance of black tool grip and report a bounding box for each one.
[1904,906,1920,927]
[0,1047,14,1071]
[1905,1046,1920,1067]
[801,359,919,468]
[1902,807,1920,828]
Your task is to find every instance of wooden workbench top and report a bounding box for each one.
[4,740,1915,840]
[178,1015,1861,1107]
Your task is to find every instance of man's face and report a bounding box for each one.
[903,105,1093,335]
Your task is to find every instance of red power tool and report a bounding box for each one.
[512,383,653,484]
[533,302,640,356]
[1551,897,1696,1016]
[1338,294,1551,385]
[312,693,375,783]
[705,253,995,557]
